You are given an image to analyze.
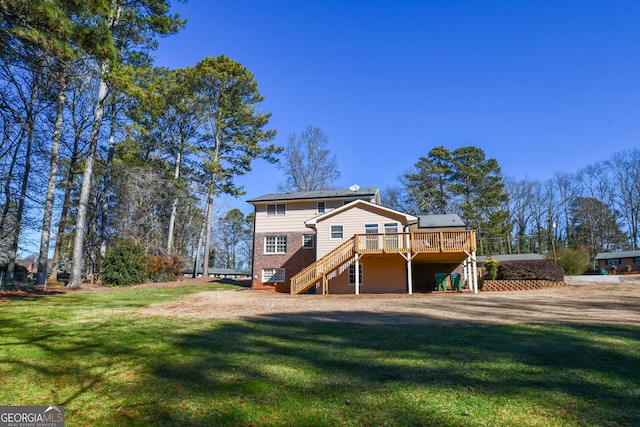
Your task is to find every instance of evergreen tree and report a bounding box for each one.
[404,146,511,255]
[191,55,280,277]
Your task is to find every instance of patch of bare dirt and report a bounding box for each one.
[140,282,640,326]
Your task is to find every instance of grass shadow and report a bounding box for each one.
[145,319,640,426]
[1,287,639,426]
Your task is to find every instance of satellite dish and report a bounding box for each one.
[349,184,360,192]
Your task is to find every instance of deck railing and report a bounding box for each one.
[354,230,476,254]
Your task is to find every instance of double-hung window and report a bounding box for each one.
[265,236,287,254]
[266,204,286,216]
[330,225,344,240]
[317,202,326,214]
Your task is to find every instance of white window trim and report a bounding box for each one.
[302,235,314,249]
[330,225,344,240]
[384,222,399,233]
[266,203,286,216]
[262,268,285,283]
[264,236,287,254]
[364,223,379,233]
[317,201,326,214]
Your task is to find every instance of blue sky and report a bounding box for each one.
[154,0,640,215]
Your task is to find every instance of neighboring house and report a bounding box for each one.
[595,250,640,272]
[247,187,478,294]
[183,267,251,279]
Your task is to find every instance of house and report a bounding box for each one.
[183,267,251,279]
[594,250,640,273]
[247,187,478,294]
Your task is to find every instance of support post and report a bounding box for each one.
[354,253,360,295]
[407,255,413,294]
[463,258,468,291]
[471,251,478,294]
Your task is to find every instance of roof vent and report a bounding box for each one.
[348,184,360,192]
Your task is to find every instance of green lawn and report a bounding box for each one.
[1,284,638,426]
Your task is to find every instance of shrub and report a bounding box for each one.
[101,240,148,286]
[555,247,590,275]
[498,260,564,281]
[484,259,499,280]
[146,255,182,282]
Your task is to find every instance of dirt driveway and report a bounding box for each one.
[141,279,640,326]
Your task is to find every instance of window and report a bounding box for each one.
[384,223,399,233]
[330,225,343,240]
[384,222,399,250]
[265,236,287,253]
[317,202,325,214]
[348,264,363,285]
[262,268,285,282]
[266,204,286,216]
[365,224,379,233]
[365,224,379,250]
[635,257,640,263]
[606,259,620,265]
[303,235,314,249]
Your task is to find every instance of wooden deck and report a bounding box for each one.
[354,231,476,255]
[290,231,476,294]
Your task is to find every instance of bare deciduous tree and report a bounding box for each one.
[110,166,173,255]
[610,149,640,249]
[278,126,340,192]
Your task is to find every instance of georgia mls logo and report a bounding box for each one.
[0,405,64,427]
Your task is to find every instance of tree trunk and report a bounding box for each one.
[68,74,109,289]
[100,102,117,259]
[201,118,221,277]
[6,81,37,284]
[88,189,100,282]
[202,189,214,278]
[167,136,182,254]
[47,123,82,283]
[192,206,206,278]
[36,77,66,286]
[0,137,20,242]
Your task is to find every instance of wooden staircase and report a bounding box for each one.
[290,237,356,294]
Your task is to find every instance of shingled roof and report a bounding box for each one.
[418,214,466,228]
[247,187,379,203]
[595,250,640,260]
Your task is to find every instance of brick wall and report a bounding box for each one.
[252,231,316,292]
[481,279,566,292]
